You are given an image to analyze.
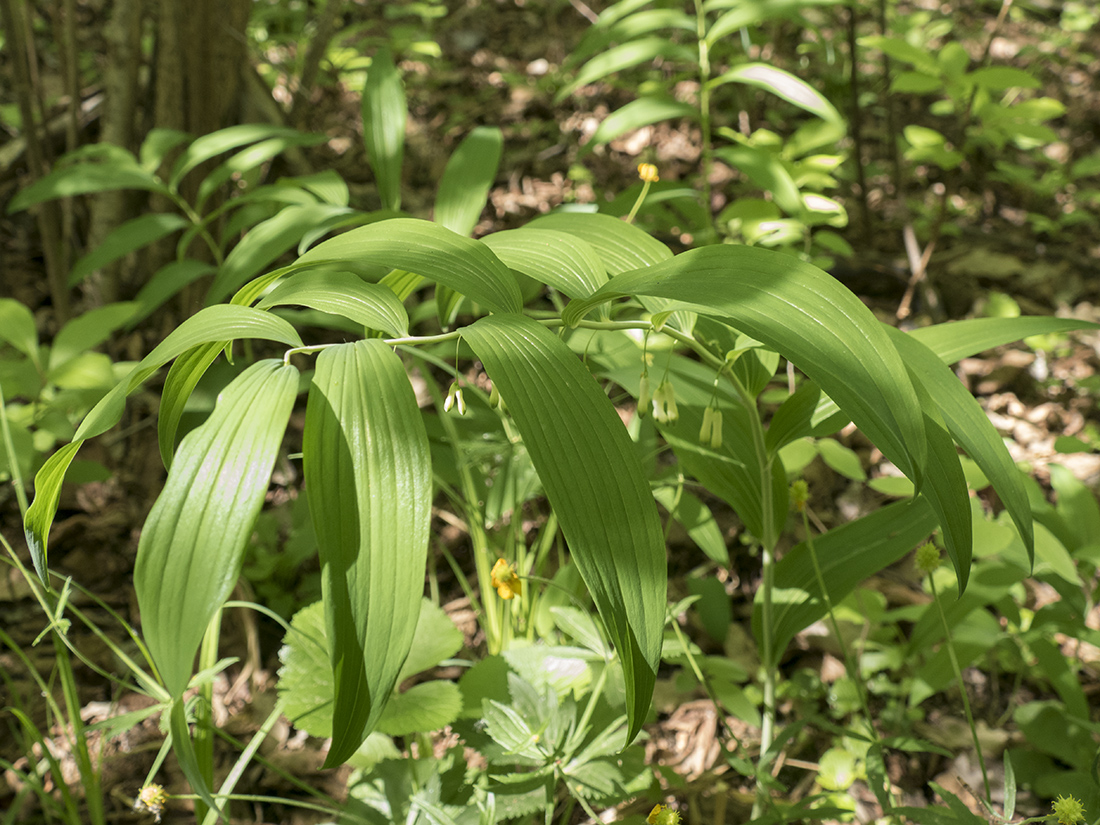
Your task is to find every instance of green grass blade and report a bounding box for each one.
[463,314,665,744]
[303,340,432,767]
[134,360,298,697]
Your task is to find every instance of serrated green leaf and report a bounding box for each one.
[481,228,607,298]
[376,681,463,736]
[888,327,1034,567]
[753,497,938,661]
[256,270,409,337]
[135,360,298,696]
[463,314,665,744]
[296,218,522,314]
[303,340,432,767]
[435,126,502,236]
[566,245,928,488]
[362,47,406,212]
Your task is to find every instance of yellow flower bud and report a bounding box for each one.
[637,163,660,183]
[490,558,522,600]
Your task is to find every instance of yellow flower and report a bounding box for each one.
[135,784,169,822]
[637,163,660,183]
[647,804,680,825]
[490,558,522,600]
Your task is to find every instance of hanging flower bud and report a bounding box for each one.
[638,373,652,419]
[653,380,679,423]
[699,406,722,449]
[444,382,466,415]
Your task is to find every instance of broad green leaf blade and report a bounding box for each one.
[195,133,327,211]
[588,96,698,149]
[527,212,672,274]
[48,302,138,373]
[753,497,938,658]
[907,316,1100,364]
[303,340,432,767]
[8,162,170,213]
[135,360,298,697]
[157,342,226,469]
[125,305,303,395]
[568,245,928,486]
[556,37,695,101]
[23,440,83,583]
[67,303,300,445]
[708,63,842,123]
[765,381,821,453]
[206,204,353,304]
[256,270,409,337]
[0,298,40,360]
[168,124,310,189]
[887,327,1034,566]
[463,314,665,744]
[362,47,406,212]
[481,229,607,298]
[435,126,503,236]
[715,146,802,215]
[295,218,522,314]
[68,214,189,287]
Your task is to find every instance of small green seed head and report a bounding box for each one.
[790,480,809,513]
[915,542,941,575]
[1053,794,1085,825]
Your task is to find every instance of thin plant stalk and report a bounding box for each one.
[928,570,991,800]
[193,615,222,822]
[692,0,715,238]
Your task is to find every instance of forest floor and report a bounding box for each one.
[2,1,1100,823]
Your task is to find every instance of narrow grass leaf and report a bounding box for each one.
[8,163,170,213]
[588,96,698,149]
[168,124,309,189]
[168,699,225,820]
[68,214,189,287]
[23,441,83,583]
[295,218,521,314]
[463,314,665,744]
[135,360,298,697]
[303,340,431,767]
[557,38,695,101]
[256,270,409,337]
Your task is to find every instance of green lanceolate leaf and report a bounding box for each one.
[753,497,939,659]
[481,228,607,298]
[362,47,406,212]
[256,270,409,337]
[68,214,189,287]
[435,126,503,236]
[135,360,298,697]
[463,314,665,744]
[907,316,1100,365]
[303,340,432,767]
[157,342,227,469]
[7,159,171,213]
[566,245,928,487]
[887,327,1034,569]
[588,96,698,150]
[23,441,83,584]
[295,218,522,315]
